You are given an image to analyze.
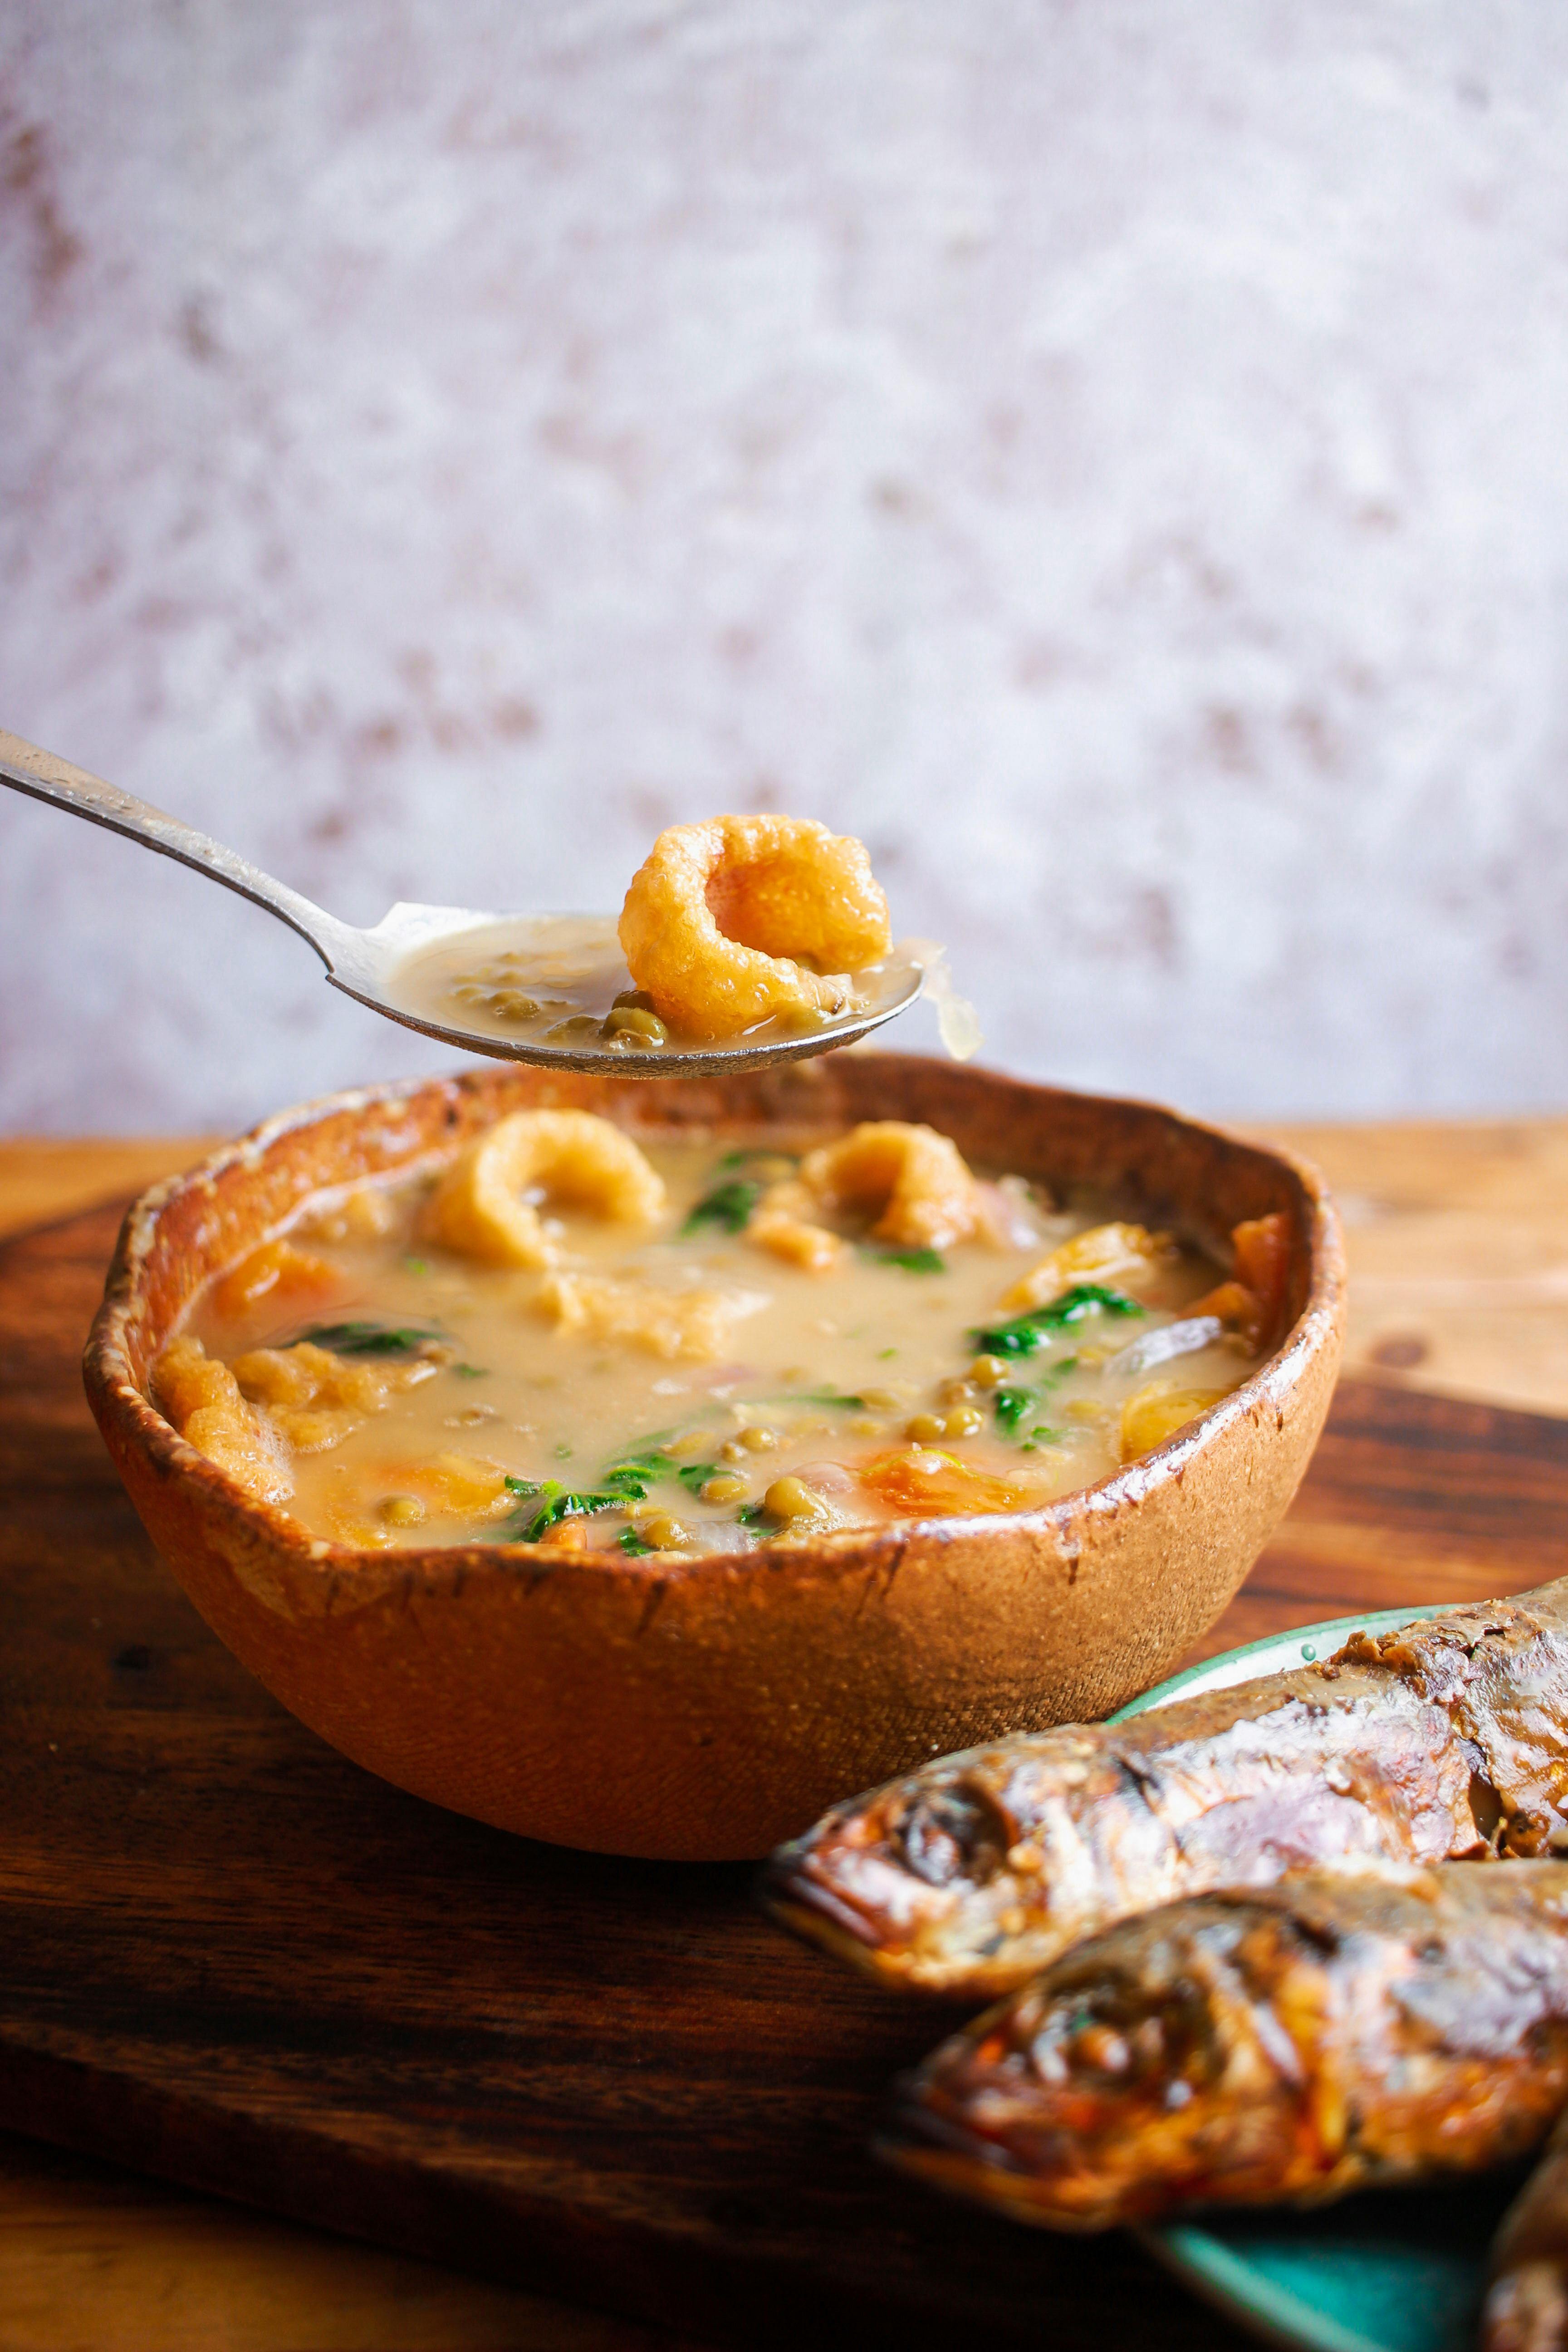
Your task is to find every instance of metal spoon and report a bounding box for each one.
[0,728,923,1076]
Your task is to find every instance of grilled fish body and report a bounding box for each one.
[764,1582,1568,1997]
[881,1862,1568,2231]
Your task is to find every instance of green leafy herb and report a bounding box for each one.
[597,1442,679,1502]
[403,1256,431,1276]
[453,1362,487,1379]
[1020,1426,1062,1452]
[737,1500,768,1525]
[970,1283,1142,1359]
[992,1354,1077,1440]
[861,1245,946,1274]
[297,1320,442,1358]
[877,1347,898,1360]
[682,1178,764,1235]
[993,1385,1035,1432]
[501,1478,628,1542]
[618,1526,656,1557]
[501,1427,732,1541]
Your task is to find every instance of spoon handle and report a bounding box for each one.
[0,727,356,970]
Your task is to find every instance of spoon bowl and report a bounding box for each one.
[0,729,924,1075]
[338,902,925,1075]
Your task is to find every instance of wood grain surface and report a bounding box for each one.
[3,1126,1568,2351]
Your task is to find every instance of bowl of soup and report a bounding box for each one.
[83,1054,1345,1858]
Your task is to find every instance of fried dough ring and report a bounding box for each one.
[617,816,892,1039]
[800,1121,980,1251]
[423,1110,666,1269]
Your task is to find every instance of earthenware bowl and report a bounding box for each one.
[84,1056,1346,1860]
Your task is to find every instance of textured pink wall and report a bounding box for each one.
[3,1,1568,1129]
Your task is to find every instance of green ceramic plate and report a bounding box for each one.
[1110,1611,1520,2352]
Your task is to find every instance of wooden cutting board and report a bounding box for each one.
[5,1201,1568,2352]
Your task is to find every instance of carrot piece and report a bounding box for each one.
[214,1238,343,1319]
[1231,1212,1292,1350]
[858,1447,1039,1519]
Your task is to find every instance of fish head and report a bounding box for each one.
[759,1739,1073,1992]
[878,1899,1321,2229]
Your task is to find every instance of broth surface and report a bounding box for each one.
[388,916,918,1060]
[178,1128,1266,1555]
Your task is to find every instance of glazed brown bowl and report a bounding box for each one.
[84,1055,1345,1861]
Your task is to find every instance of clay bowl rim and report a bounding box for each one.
[84,1064,1347,1606]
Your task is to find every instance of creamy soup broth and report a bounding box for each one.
[388,916,921,1061]
[175,1129,1268,1556]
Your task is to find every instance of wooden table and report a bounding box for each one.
[4,1119,1567,2352]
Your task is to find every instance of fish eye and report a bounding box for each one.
[1069,2019,1130,2076]
[896,1782,1010,1887]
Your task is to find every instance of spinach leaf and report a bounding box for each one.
[598,1448,678,1502]
[970,1283,1142,1358]
[861,1245,946,1274]
[499,1417,754,1541]
[992,1354,1078,1437]
[297,1320,443,1357]
[993,1384,1035,1432]
[501,1433,697,1540]
[682,1178,764,1235]
[501,1478,628,1542]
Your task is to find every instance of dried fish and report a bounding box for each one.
[763,1581,1568,1996]
[880,1862,1568,2232]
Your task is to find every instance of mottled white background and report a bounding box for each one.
[3,0,1568,1132]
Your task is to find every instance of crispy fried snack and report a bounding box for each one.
[231,1338,441,1453]
[881,1863,1568,2232]
[800,1120,980,1251]
[1000,1221,1169,1314]
[422,1111,666,1269]
[747,1178,845,1273]
[617,815,892,1039]
[535,1269,766,1362]
[762,1578,1568,1998]
[154,1335,294,1504]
